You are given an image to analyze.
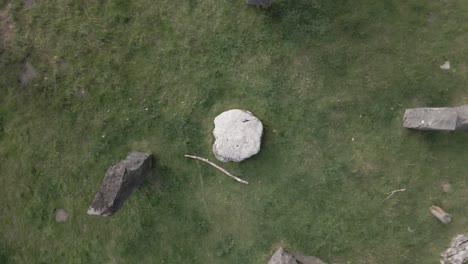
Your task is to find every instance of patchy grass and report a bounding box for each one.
[1,0,468,263]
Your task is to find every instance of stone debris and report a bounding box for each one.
[441,234,468,264]
[87,152,152,216]
[54,208,68,222]
[440,61,451,70]
[441,180,452,193]
[20,62,38,86]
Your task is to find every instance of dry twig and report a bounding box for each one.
[383,188,406,202]
[184,155,249,185]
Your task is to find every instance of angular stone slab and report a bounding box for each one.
[403,107,458,131]
[87,152,152,216]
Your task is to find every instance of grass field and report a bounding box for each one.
[1,0,468,263]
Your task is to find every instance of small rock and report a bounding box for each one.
[20,62,38,86]
[246,0,273,8]
[213,109,263,162]
[441,180,452,193]
[440,61,451,70]
[54,208,68,222]
[441,234,468,264]
[87,152,152,216]
[268,248,297,264]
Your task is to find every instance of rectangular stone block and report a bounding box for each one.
[403,107,458,131]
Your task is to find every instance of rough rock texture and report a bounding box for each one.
[268,248,298,264]
[54,208,68,222]
[441,234,468,264]
[403,107,457,130]
[293,252,327,264]
[268,248,327,264]
[455,105,468,130]
[246,0,273,8]
[403,105,468,131]
[87,152,152,216]
[213,109,263,162]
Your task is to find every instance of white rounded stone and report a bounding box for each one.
[212,109,263,162]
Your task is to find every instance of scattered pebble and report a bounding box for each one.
[440,61,451,70]
[441,180,452,193]
[54,208,68,222]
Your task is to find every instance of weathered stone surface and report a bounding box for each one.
[455,105,468,130]
[268,248,298,264]
[246,0,273,8]
[292,252,327,264]
[403,107,458,131]
[441,234,468,264]
[213,109,263,162]
[268,248,327,264]
[403,105,468,131]
[54,208,68,222]
[87,152,152,216]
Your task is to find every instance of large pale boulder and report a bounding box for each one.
[213,109,263,162]
[87,152,152,216]
[441,234,468,264]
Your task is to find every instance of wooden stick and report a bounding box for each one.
[383,188,406,202]
[184,155,249,185]
[430,205,452,224]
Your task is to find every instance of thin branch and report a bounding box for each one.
[184,155,249,185]
[383,188,406,202]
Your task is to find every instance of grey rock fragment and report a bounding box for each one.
[87,152,152,216]
[268,248,298,264]
[54,208,68,222]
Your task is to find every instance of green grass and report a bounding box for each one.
[2,0,468,263]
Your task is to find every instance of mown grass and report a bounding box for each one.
[1,0,468,263]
